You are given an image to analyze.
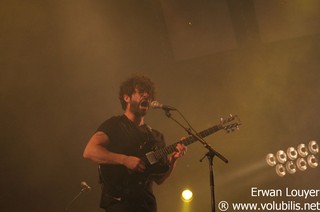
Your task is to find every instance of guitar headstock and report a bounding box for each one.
[220,114,241,133]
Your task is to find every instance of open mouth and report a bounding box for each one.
[140,100,149,108]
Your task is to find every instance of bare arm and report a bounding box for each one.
[83,131,146,172]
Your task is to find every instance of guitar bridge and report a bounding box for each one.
[145,151,158,165]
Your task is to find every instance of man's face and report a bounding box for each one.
[128,88,151,116]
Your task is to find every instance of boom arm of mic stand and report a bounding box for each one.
[64,188,86,211]
[165,110,228,164]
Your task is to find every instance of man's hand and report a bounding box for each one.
[123,156,146,172]
[171,142,187,161]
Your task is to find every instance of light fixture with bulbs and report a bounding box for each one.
[266,140,319,177]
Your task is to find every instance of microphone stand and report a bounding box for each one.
[164,110,228,212]
[64,187,88,211]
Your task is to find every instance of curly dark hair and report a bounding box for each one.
[119,75,156,110]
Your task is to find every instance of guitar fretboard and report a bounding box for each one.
[153,124,222,160]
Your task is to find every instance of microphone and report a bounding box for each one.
[80,181,92,191]
[150,101,176,111]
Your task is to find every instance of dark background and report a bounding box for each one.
[1,0,320,211]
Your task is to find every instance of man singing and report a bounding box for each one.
[83,75,187,212]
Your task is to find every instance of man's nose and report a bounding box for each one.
[143,91,149,96]
[142,92,149,98]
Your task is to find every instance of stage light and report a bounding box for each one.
[307,155,318,168]
[275,164,286,177]
[308,140,319,154]
[297,144,308,157]
[266,140,319,177]
[286,147,298,160]
[296,158,308,171]
[181,189,193,202]
[266,153,277,166]
[285,161,296,174]
[276,150,287,163]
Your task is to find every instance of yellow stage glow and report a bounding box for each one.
[181,189,193,202]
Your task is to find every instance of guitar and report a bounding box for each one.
[99,114,241,196]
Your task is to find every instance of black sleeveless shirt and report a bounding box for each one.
[97,115,166,211]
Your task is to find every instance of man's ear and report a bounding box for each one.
[123,94,131,103]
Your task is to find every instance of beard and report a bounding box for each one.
[129,99,148,116]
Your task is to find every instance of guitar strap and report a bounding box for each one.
[126,121,170,175]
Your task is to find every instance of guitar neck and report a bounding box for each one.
[154,124,222,160]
